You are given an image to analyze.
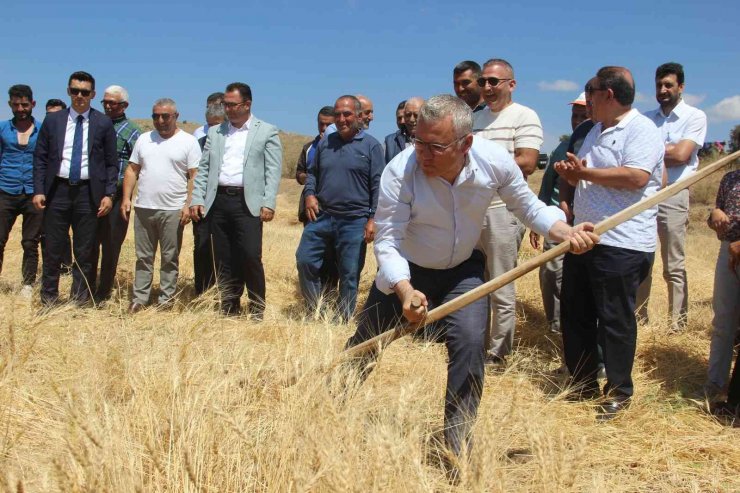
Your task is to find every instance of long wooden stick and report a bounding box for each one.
[286,151,738,385]
[340,150,739,360]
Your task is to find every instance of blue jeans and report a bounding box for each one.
[296,212,367,321]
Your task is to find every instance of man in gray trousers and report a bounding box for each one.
[121,98,202,313]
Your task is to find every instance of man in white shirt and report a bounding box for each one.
[190,82,283,319]
[556,67,664,421]
[636,62,707,332]
[472,58,544,365]
[346,95,598,456]
[192,92,224,140]
[121,98,201,313]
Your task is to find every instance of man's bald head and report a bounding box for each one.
[596,66,635,106]
[356,94,374,128]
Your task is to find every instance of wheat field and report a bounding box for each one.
[0,162,738,492]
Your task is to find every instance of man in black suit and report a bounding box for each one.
[33,71,118,307]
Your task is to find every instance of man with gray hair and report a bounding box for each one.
[120,98,201,313]
[90,85,141,302]
[345,95,598,456]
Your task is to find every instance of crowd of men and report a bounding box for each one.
[0,59,737,456]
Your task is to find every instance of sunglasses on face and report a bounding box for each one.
[222,101,245,109]
[69,88,92,97]
[585,84,607,95]
[152,113,175,120]
[476,77,512,88]
[101,99,123,106]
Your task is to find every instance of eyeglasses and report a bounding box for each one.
[222,101,245,109]
[101,99,123,106]
[413,135,466,155]
[476,77,512,88]
[69,88,92,97]
[585,84,608,95]
[152,113,175,120]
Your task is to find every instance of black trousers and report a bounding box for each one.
[193,214,215,295]
[727,350,740,406]
[209,190,265,314]
[89,189,128,300]
[0,190,43,284]
[561,245,653,397]
[346,251,488,456]
[41,179,97,304]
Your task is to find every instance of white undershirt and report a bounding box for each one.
[58,108,90,180]
[218,119,251,186]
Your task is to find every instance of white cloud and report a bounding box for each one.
[683,93,706,106]
[634,92,650,103]
[707,95,740,122]
[538,80,579,92]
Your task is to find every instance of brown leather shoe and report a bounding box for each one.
[128,302,145,315]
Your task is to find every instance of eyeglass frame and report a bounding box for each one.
[412,135,468,155]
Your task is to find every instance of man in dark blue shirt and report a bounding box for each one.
[297,95,384,322]
[0,84,43,296]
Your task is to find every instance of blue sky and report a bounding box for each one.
[1,0,738,153]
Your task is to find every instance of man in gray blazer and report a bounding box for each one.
[190,82,282,318]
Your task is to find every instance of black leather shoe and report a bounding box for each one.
[128,302,145,315]
[596,395,631,422]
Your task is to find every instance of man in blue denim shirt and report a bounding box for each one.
[0,85,43,296]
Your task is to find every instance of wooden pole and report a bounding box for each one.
[286,151,738,384]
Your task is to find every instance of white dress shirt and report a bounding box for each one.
[58,108,90,180]
[218,119,251,186]
[374,136,565,294]
[642,99,707,185]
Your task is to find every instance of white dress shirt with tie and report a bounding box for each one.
[374,135,565,294]
[58,108,90,180]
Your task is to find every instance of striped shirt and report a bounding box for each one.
[112,115,142,185]
[473,102,543,208]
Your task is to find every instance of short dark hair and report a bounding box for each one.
[8,84,33,100]
[318,106,334,117]
[596,66,635,106]
[45,99,67,110]
[397,100,407,111]
[454,60,482,77]
[336,95,362,113]
[225,82,252,102]
[206,92,224,105]
[68,71,95,90]
[656,62,684,85]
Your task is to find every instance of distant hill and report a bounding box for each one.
[131,119,311,179]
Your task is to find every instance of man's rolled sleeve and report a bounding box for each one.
[374,164,412,294]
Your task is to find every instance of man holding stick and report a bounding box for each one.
[346,95,599,456]
[556,67,664,420]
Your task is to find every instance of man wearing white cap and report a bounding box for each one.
[529,92,588,333]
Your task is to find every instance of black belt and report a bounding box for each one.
[55,177,90,186]
[217,186,244,196]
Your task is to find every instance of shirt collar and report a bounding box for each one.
[228,117,251,132]
[599,108,639,135]
[111,114,128,124]
[664,99,689,119]
[8,117,41,130]
[69,108,91,121]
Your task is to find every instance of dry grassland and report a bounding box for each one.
[0,159,738,492]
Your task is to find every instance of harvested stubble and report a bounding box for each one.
[0,164,738,492]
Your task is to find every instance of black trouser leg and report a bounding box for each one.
[93,192,128,300]
[193,215,215,295]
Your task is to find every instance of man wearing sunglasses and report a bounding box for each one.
[88,85,141,303]
[33,71,118,308]
[472,58,544,367]
[555,67,664,420]
[345,95,598,457]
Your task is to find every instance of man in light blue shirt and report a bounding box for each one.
[345,95,598,456]
[0,84,43,296]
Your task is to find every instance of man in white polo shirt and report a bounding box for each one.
[636,62,707,332]
[556,67,664,421]
[472,58,543,365]
[121,98,201,313]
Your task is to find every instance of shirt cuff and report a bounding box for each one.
[532,205,566,237]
